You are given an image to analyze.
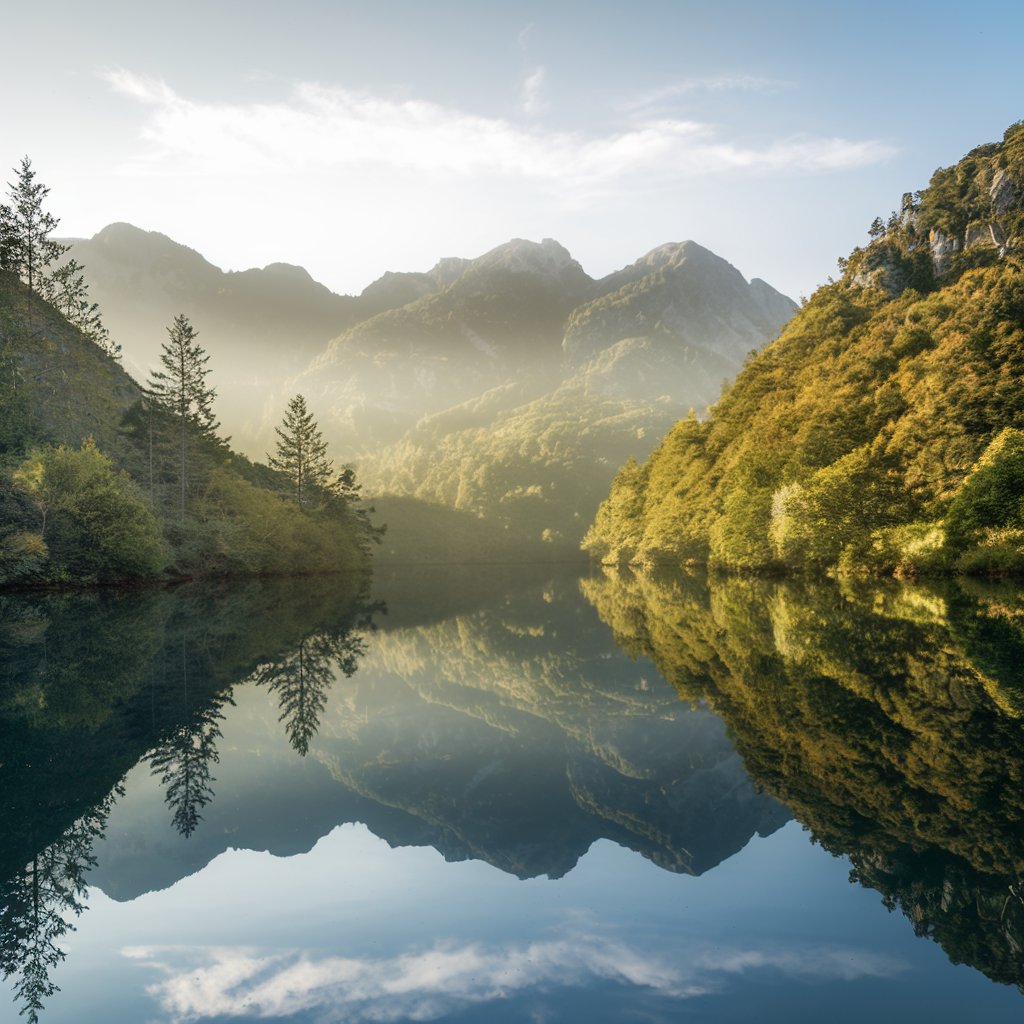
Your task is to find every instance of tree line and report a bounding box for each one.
[0,156,380,584]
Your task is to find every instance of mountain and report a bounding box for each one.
[61,225,795,558]
[355,241,795,552]
[584,121,1024,575]
[295,237,596,450]
[563,240,795,367]
[59,224,365,449]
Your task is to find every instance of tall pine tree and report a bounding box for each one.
[268,394,334,509]
[0,157,67,294]
[148,314,219,519]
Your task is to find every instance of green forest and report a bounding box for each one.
[584,122,1024,577]
[0,159,379,587]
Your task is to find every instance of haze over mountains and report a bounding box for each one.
[65,224,795,552]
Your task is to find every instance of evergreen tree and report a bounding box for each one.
[38,259,119,359]
[0,157,68,294]
[268,394,334,509]
[148,314,219,519]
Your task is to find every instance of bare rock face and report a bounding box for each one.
[990,166,1021,216]
[852,250,912,294]
[964,220,1007,249]
[929,228,961,276]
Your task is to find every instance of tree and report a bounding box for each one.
[148,314,219,519]
[38,259,119,359]
[268,394,334,510]
[0,157,68,295]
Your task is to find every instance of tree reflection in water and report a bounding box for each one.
[0,574,375,1020]
[582,568,1024,991]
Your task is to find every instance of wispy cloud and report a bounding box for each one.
[521,67,547,118]
[102,70,894,199]
[622,74,795,111]
[125,935,907,1023]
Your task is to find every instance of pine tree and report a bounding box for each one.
[38,259,119,359]
[268,394,334,509]
[0,157,68,294]
[148,314,219,519]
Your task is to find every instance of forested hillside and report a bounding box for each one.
[0,168,377,587]
[585,122,1024,576]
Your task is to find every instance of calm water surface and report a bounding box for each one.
[1,565,1023,1022]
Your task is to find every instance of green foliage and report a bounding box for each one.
[769,443,913,569]
[846,520,951,578]
[11,440,165,582]
[945,428,1024,549]
[585,123,1024,576]
[169,466,365,576]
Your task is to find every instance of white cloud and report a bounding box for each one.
[127,935,907,1023]
[521,67,547,118]
[102,70,894,197]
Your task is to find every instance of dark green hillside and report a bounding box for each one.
[0,268,375,586]
[0,271,140,455]
[584,122,1024,575]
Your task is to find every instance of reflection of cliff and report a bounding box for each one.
[311,574,787,878]
[582,568,1024,988]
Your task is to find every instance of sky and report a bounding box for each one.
[5,0,1024,302]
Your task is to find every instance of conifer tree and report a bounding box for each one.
[148,314,219,519]
[268,394,334,509]
[0,157,68,293]
[39,259,119,358]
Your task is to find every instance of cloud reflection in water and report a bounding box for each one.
[124,934,906,1022]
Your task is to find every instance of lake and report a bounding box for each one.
[1,564,1022,1022]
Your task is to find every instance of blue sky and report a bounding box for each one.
[5,0,1024,300]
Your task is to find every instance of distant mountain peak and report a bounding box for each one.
[472,237,582,277]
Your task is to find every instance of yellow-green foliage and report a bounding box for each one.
[13,440,165,582]
[172,466,365,577]
[585,125,1024,575]
[583,568,1024,878]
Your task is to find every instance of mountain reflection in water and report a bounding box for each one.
[1,565,1023,1021]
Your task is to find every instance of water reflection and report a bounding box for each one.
[0,575,376,1020]
[4,565,1024,1020]
[582,568,1024,990]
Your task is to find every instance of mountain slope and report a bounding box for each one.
[584,121,1024,574]
[296,237,596,451]
[563,240,794,366]
[359,242,794,550]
